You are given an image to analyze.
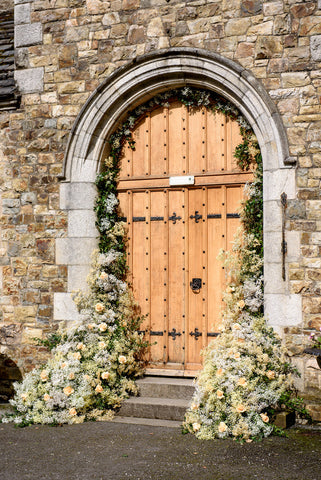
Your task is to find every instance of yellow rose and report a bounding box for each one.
[216,368,224,377]
[87,324,94,330]
[69,408,77,416]
[238,377,247,387]
[69,372,75,380]
[218,422,227,433]
[216,390,224,399]
[98,341,106,349]
[63,386,74,396]
[234,352,241,359]
[95,303,105,313]
[43,394,51,402]
[40,370,48,381]
[99,272,108,280]
[118,355,127,364]
[236,404,246,413]
[192,422,201,432]
[77,343,85,350]
[95,384,104,393]
[260,413,269,423]
[98,323,108,332]
[266,370,275,379]
[73,352,81,360]
[61,362,67,369]
[101,371,110,380]
[190,402,198,411]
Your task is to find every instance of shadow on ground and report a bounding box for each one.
[0,421,320,480]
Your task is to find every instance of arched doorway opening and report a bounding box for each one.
[117,99,252,373]
[55,49,300,346]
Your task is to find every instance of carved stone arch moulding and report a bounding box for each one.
[55,48,301,333]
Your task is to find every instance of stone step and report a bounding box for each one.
[118,396,189,422]
[137,376,195,400]
[112,416,181,428]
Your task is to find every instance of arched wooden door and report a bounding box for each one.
[117,101,252,375]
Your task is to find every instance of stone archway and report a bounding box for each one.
[55,48,301,334]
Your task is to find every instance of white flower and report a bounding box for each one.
[98,323,108,332]
[118,355,127,364]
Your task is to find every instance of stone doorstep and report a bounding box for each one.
[117,396,190,422]
[136,376,195,400]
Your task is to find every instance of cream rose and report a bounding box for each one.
[73,352,81,360]
[69,372,75,380]
[236,404,246,413]
[87,323,94,330]
[234,351,241,359]
[118,355,127,364]
[260,413,269,423]
[218,422,227,433]
[192,422,201,432]
[77,342,85,351]
[98,341,106,349]
[69,408,77,416]
[190,402,198,411]
[63,386,74,396]
[43,394,51,402]
[20,393,28,401]
[61,362,67,369]
[99,272,108,280]
[266,370,275,379]
[95,384,103,393]
[216,390,224,399]
[40,370,48,381]
[238,377,247,387]
[95,303,105,313]
[98,323,108,332]
[101,371,110,380]
[232,323,241,330]
[216,368,224,377]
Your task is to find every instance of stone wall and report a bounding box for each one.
[0,0,320,414]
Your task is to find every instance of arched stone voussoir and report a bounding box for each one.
[62,48,294,183]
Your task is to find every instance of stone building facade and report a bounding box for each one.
[0,0,321,418]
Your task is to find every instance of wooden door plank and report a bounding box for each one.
[168,102,185,175]
[206,110,226,173]
[150,107,166,176]
[149,190,167,364]
[188,107,205,174]
[186,187,204,368]
[167,188,185,365]
[132,117,147,177]
[207,187,225,335]
[226,117,243,172]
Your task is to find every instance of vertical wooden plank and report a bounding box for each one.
[149,190,166,364]
[145,113,151,176]
[207,187,225,336]
[150,107,166,176]
[132,117,146,177]
[188,107,204,174]
[167,188,185,366]
[226,185,243,251]
[202,187,208,352]
[168,101,185,175]
[186,187,204,369]
[206,110,226,173]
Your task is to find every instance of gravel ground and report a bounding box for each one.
[0,421,320,480]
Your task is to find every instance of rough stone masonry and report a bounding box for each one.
[0,0,320,419]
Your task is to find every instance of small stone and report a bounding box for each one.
[290,2,316,18]
[147,17,164,37]
[241,0,262,16]
[311,36,321,61]
[255,36,283,59]
[128,25,145,43]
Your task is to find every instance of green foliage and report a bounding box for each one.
[34,333,62,351]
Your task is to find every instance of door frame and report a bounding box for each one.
[56,49,300,342]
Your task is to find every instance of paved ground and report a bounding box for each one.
[0,420,320,480]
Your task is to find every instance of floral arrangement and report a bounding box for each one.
[2,169,146,426]
[183,146,306,442]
